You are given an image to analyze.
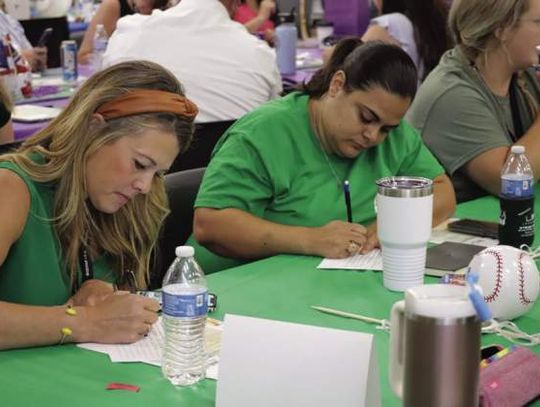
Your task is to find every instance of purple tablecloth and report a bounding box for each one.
[13,49,322,141]
[13,65,94,140]
[14,98,70,140]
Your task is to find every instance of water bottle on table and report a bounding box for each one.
[93,24,108,71]
[499,145,535,247]
[275,13,297,75]
[161,246,208,386]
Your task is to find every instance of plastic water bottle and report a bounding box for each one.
[161,246,208,386]
[275,13,297,75]
[499,145,535,247]
[92,24,108,71]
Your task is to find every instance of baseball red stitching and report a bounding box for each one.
[484,249,504,303]
[517,251,533,305]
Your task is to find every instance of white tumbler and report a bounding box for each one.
[376,177,433,292]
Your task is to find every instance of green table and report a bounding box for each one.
[2,194,539,406]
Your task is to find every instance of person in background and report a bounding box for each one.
[0,60,198,350]
[78,0,169,64]
[0,81,13,143]
[407,0,540,202]
[362,0,452,81]
[104,0,281,124]
[0,5,47,71]
[190,39,456,273]
[234,0,276,44]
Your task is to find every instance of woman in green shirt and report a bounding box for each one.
[0,60,197,349]
[192,40,456,273]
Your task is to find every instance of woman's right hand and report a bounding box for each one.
[80,293,160,344]
[308,220,368,259]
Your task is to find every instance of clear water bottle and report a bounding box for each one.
[499,145,535,247]
[92,24,108,71]
[161,246,208,386]
[275,13,297,75]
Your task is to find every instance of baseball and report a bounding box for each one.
[468,245,540,320]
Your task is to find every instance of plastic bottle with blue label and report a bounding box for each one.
[275,13,297,75]
[92,24,108,71]
[499,145,535,247]
[161,246,208,386]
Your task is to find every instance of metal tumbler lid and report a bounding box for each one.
[376,176,433,198]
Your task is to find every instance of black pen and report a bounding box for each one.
[343,180,353,223]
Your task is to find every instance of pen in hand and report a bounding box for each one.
[343,180,353,223]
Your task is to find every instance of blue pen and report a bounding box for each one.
[343,180,353,223]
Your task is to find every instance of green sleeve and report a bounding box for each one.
[194,129,273,217]
[420,85,510,175]
[395,121,445,179]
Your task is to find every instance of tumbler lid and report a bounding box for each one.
[376,176,433,198]
[405,284,476,319]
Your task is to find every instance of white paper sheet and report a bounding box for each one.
[216,314,380,407]
[317,249,383,270]
[77,317,223,380]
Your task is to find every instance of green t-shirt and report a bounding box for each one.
[189,92,444,273]
[0,159,114,305]
[406,47,540,202]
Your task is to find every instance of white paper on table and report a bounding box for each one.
[317,249,383,270]
[216,314,381,407]
[77,317,223,380]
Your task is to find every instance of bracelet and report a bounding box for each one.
[59,305,77,345]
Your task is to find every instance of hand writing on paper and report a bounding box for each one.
[310,220,367,258]
[82,294,160,344]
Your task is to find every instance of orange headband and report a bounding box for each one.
[95,89,199,121]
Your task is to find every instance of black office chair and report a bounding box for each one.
[20,17,70,68]
[149,167,206,289]
[168,120,235,172]
[0,139,23,155]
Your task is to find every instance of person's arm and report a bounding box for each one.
[361,24,399,46]
[77,0,121,64]
[243,0,275,34]
[0,169,159,350]
[431,173,456,226]
[464,114,540,195]
[194,207,369,260]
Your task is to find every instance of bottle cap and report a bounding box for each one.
[175,246,194,258]
[511,145,525,154]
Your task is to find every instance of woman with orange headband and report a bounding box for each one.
[0,60,198,349]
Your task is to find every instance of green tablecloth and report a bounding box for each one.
[1,193,539,406]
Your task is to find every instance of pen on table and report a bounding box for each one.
[343,180,353,223]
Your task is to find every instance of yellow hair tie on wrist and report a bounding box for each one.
[59,327,72,345]
[59,305,77,345]
[66,305,77,316]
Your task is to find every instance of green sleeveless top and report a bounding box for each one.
[0,159,114,306]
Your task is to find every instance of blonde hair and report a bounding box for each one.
[0,60,194,290]
[449,0,538,116]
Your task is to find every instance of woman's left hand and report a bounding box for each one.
[69,279,116,307]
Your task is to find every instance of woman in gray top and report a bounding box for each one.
[407,0,540,202]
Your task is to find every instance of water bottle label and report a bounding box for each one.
[501,178,533,197]
[162,291,208,317]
